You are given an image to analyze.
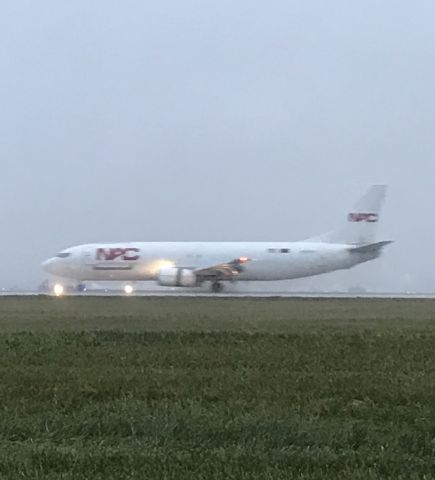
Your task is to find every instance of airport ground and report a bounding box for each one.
[0,296,434,479]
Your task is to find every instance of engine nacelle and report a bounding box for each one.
[157,267,198,287]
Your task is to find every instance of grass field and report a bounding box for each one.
[0,296,435,479]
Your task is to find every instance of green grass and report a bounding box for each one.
[0,296,435,478]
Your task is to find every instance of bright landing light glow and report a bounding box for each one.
[53,284,64,296]
[124,285,134,295]
[145,259,175,276]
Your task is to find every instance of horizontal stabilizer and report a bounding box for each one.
[348,240,393,254]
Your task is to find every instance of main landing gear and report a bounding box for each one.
[211,281,224,293]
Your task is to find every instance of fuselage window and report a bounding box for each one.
[267,248,277,253]
[280,248,290,253]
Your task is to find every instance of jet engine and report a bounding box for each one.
[157,266,198,287]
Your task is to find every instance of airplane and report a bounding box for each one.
[42,185,391,294]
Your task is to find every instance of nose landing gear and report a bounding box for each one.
[77,283,87,293]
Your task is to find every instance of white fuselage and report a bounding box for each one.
[42,241,377,284]
[41,185,389,291]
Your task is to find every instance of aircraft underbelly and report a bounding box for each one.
[239,253,345,281]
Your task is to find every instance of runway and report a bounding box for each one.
[1,291,435,299]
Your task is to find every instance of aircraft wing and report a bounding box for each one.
[186,256,251,281]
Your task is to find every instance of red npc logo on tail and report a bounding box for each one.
[348,213,379,223]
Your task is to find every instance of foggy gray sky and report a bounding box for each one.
[1,1,434,290]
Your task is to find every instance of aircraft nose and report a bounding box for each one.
[41,258,60,274]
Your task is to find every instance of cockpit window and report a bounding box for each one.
[57,252,72,258]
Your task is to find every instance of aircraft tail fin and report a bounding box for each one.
[309,185,387,245]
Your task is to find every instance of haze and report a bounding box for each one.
[1,1,434,291]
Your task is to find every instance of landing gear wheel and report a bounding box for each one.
[77,283,87,293]
[211,281,224,293]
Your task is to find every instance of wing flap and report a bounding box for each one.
[193,257,250,280]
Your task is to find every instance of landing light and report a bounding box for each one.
[146,259,175,276]
[124,285,134,295]
[239,256,249,263]
[53,284,64,297]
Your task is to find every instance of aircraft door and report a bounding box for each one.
[82,249,95,265]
